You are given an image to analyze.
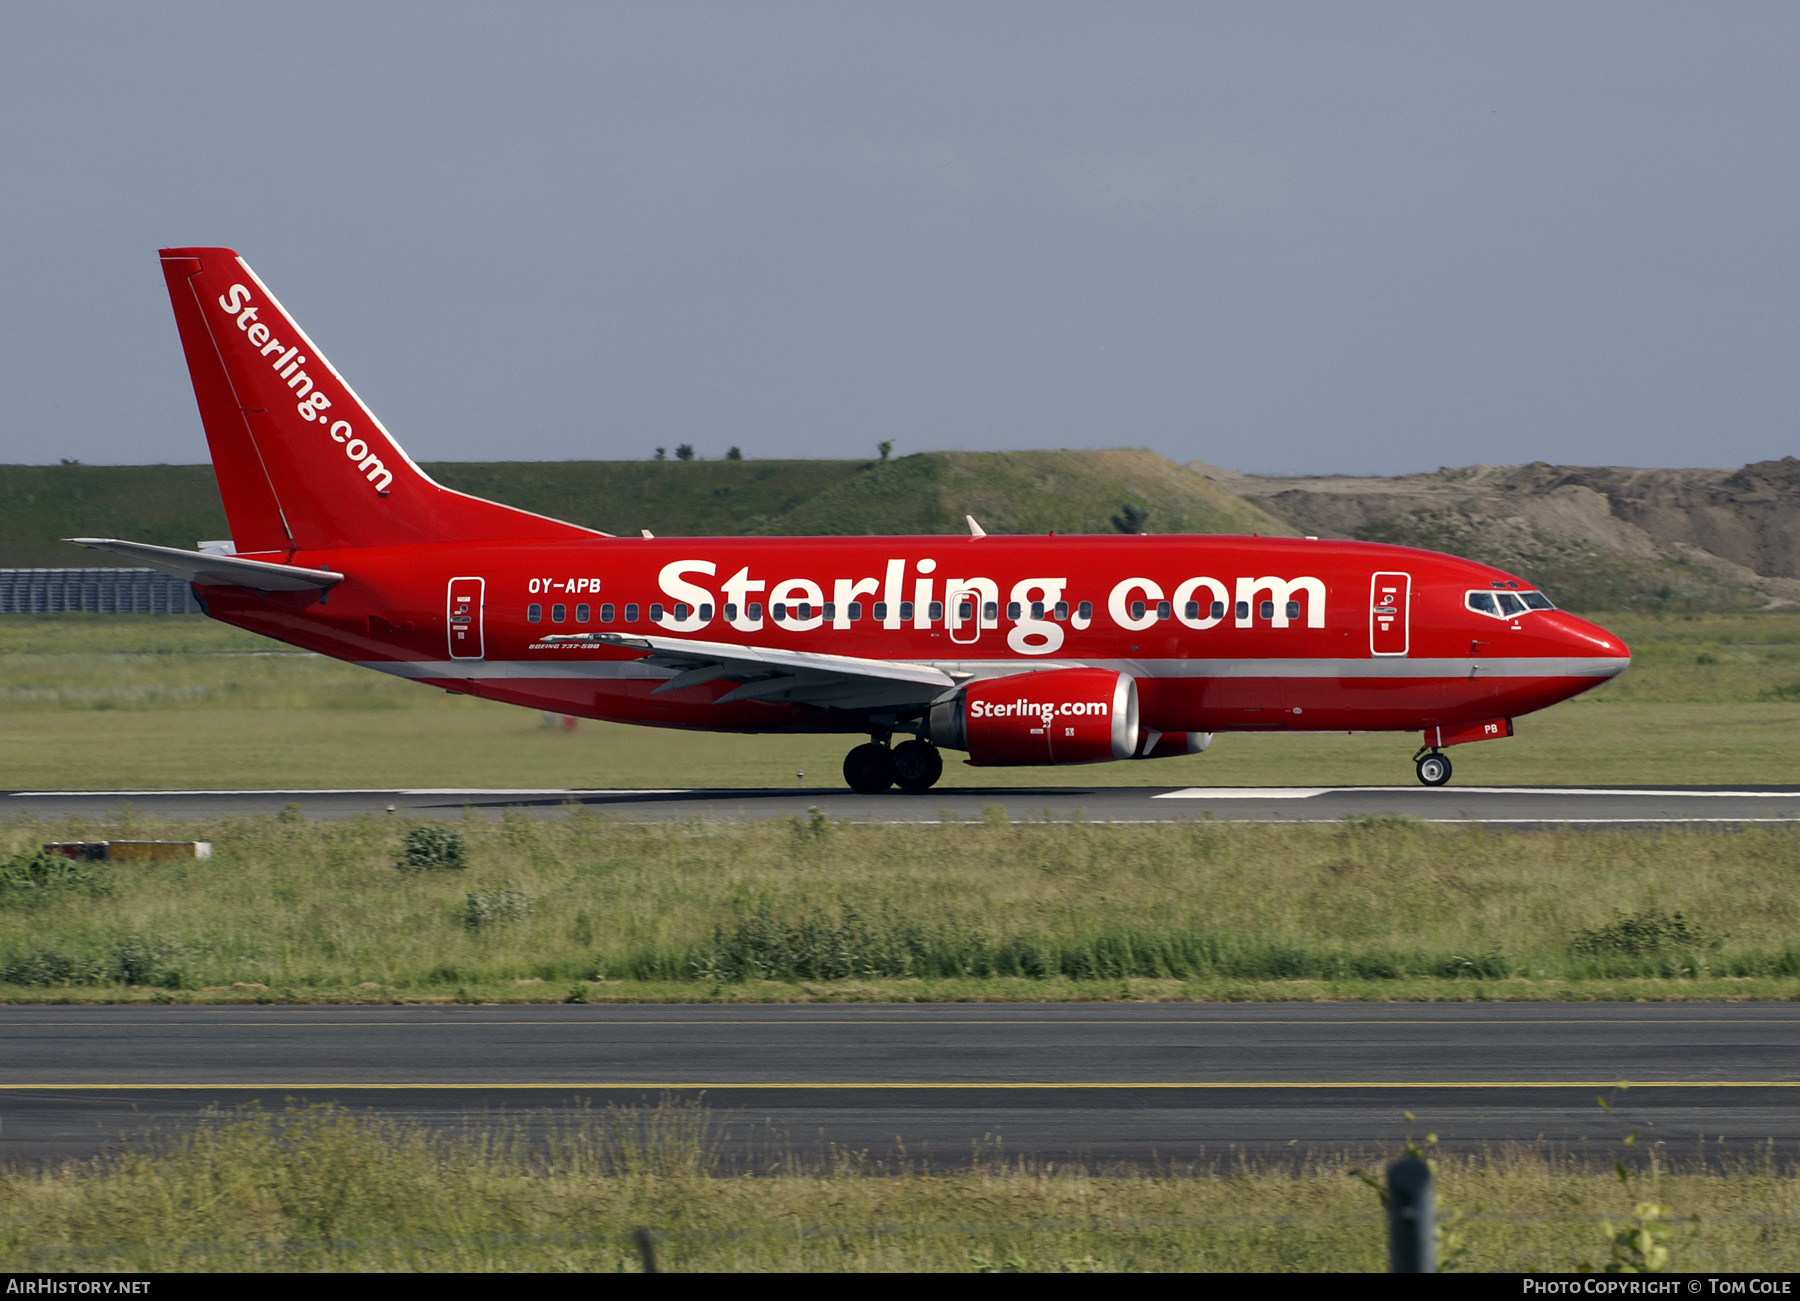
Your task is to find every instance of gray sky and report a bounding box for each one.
[1,2,1794,475]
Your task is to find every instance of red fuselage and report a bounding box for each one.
[196,533,1630,739]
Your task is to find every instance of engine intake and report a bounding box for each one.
[927,667,1139,766]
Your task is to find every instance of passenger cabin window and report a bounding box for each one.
[773,603,787,621]
[1030,601,1045,620]
[873,602,888,620]
[551,604,566,623]
[1185,601,1200,620]
[723,603,738,622]
[1285,601,1300,620]
[527,604,542,623]
[624,603,639,622]
[1053,602,1068,620]
[1212,601,1225,619]
[928,601,943,621]
[649,603,664,622]
[600,603,615,622]
[1235,601,1249,619]
[700,603,714,621]
[821,603,834,621]
[1077,601,1092,620]
[1130,600,1146,620]
[1156,600,1171,620]
[958,601,974,621]
[673,603,690,620]
[575,604,590,623]
[848,602,862,621]
[798,603,813,621]
[1259,601,1274,619]
[1007,601,1022,620]
[748,602,763,620]
[900,601,915,621]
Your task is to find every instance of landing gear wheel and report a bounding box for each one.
[890,740,944,792]
[843,743,897,794]
[1416,752,1452,787]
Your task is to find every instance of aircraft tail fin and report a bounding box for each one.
[158,248,603,554]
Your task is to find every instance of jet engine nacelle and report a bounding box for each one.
[927,667,1139,766]
[1133,730,1213,759]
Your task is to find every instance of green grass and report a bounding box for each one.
[427,457,870,538]
[1,814,1796,1002]
[1,1102,1794,1271]
[0,464,230,567]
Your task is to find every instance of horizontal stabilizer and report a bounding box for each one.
[64,539,344,592]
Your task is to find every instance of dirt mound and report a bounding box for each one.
[1197,458,1800,611]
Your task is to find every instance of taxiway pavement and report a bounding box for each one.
[2,1004,1794,1166]
[7,784,1800,825]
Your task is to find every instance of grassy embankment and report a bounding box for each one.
[1,1103,1794,1271]
[3,806,1797,1002]
[1,608,1795,789]
[0,450,1283,567]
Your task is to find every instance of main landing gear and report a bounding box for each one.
[1414,750,1453,787]
[842,738,944,794]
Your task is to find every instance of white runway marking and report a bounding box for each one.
[1154,786,1800,799]
[1153,788,1331,799]
[9,788,690,798]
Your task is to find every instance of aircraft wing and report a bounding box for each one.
[64,538,344,592]
[540,630,968,711]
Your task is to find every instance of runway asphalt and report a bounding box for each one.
[8,783,1800,825]
[3,1004,1795,1166]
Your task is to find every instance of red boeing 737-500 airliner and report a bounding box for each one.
[70,248,1631,792]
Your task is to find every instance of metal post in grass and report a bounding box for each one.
[633,1227,659,1273]
[1387,1158,1435,1272]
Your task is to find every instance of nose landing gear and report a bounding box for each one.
[842,738,945,794]
[1414,750,1452,787]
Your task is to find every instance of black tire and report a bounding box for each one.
[843,743,897,794]
[1416,752,1452,787]
[891,739,944,792]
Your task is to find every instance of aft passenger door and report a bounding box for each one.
[447,577,485,660]
[1370,572,1410,657]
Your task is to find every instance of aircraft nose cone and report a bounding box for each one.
[1544,611,1631,675]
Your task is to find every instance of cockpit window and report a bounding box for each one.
[1466,588,1555,618]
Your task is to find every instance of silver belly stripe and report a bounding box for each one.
[352,655,1629,682]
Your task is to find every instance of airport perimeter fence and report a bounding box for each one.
[0,568,199,614]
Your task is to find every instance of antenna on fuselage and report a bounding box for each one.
[965,515,986,539]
